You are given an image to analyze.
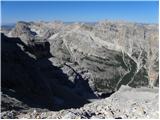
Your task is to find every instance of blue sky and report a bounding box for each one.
[1,1,159,24]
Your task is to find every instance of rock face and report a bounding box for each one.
[1,20,159,118]
[48,21,159,93]
[11,86,159,119]
[8,21,64,43]
[8,21,36,44]
[27,38,51,59]
[1,33,54,109]
[4,20,159,93]
[1,33,88,112]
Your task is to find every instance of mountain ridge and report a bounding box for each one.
[1,19,159,118]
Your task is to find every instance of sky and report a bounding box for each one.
[1,1,159,24]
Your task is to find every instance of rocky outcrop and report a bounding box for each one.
[56,86,159,119]
[1,33,55,109]
[9,86,159,119]
[1,33,88,112]
[1,20,159,118]
[8,21,36,44]
[48,21,158,93]
[4,20,159,94]
[8,21,64,40]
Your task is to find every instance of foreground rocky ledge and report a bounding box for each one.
[1,86,158,119]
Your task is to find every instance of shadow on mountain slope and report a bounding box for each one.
[1,33,91,111]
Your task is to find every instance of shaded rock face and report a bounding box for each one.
[5,20,159,94]
[1,33,89,112]
[1,20,159,118]
[1,33,55,109]
[1,21,159,118]
[27,40,51,59]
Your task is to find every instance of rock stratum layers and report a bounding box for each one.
[1,20,159,118]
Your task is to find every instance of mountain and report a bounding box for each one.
[1,23,15,34]
[1,20,159,118]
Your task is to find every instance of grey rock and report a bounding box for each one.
[16,86,159,119]
[48,21,158,93]
[2,20,158,97]
[1,20,158,118]
[9,21,36,44]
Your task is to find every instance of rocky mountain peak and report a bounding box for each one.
[1,20,159,119]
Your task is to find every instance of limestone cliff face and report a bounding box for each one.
[48,21,158,92]
[5,20,159,94]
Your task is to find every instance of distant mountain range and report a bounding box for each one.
[1,20,159,119]
[1,23,15,30]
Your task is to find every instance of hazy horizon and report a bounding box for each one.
[1,1,159,25]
